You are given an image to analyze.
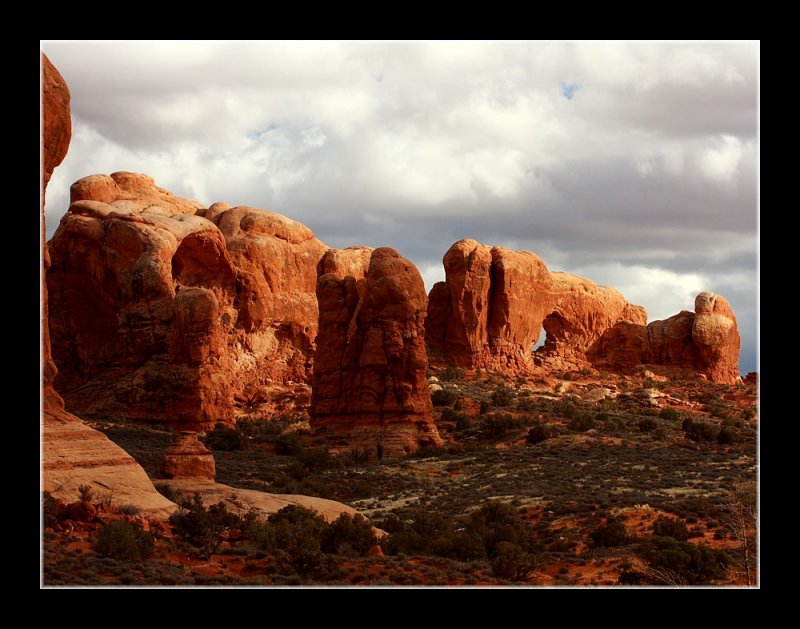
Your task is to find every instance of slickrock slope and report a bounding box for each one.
[588,292,741,384]
[427,239,645,373]
[47,173,327,428]
[42,54,174,517]
[311,247,442,457]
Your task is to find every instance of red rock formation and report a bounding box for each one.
[535,272,648,370]
[588,292,741,384]
[160,433,216,480]
[42,55,174,517]
[47,173,328,428]
[311,247,442,457]
[427,240,645,373]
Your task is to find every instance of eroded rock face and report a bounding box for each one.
[427,240,645,373]
[160,433,216,481]
[47,173,328,428]
[311,247,442,457]
[588,292,741,384]
[42,55,175,518]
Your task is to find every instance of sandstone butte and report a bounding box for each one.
[41,54,175,517]
[588,291,742,384]
[427,239,741,384]
[310,247,442,457]
[48,172,328,430]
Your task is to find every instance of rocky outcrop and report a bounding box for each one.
[311,247,442,457]
[47,173,328,428]
[159,433,216,480]
[427,239,645,373]
[535,272,648,369]
[42,55,174,518]
[588,292,741,384]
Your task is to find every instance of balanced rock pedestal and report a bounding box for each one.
[160,433,216,480]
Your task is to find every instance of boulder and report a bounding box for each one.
[159,433,216,480]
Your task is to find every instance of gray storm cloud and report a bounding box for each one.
[41,41,758,373]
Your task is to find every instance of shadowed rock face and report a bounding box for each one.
[427,239,646,373]
[47,172,328,429]
[311,247,442,457]
[589,292,741,384]
[42,54,174,517]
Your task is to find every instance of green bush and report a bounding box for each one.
[266,505,330,578]
[94,520,154,562]
[717,427,739,444]
[638,417,658,432]
[322,513,377,557]
[479,400,492,415]
[659,407,679,421]
[682,418,718,442]
[636,537,731,585]
[484,413,517,438]
[202,422,247,451]
[558,401,580,420]
[274,432,303,455]
[465,501,538,559]
[170,493,245,558]
[432,389,458,406]
[589,518,628,548]
[78,484,94,502]
[526,421,551,445]
[490,541,538,581]
[491,385,515,407]
[441,364,465,381]
[651,515,689,541]
[569,413,596,432]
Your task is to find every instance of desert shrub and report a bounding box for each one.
[202,422,247,451]
[479,400,492,415]
[429,531,486,562]
[638,417,658,433]
[569,413,596,432]
[154,483,178,502]
[603,416,627,434]
[659,407,679,421]
[484,413,517,438]
[741,407,757,421]
[682,418,718,442]
[516,396,538,412]
[94,520,154,562]
[453,397,464,411]
[490,541,538,581]
[170,493,244,558]
[297,447,335,471]
[43,491,60,527]
[717,427,739,445]
[491,385,515,407]
[526,421,551,445]
[78,484,94,502]
[274,432,303,455]
[441,364,465,381]
[266,505,330,578]
[465,501,538,559]
[432,389,458,407]
[558,400,580,420]
[636,537,731,585]
[589,518,628,548]
[345,446,372,467]
[118,504,141,516]
[322,513,378,557]
[652,516,689,541]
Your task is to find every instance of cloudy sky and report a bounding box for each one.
[42,41,758,373]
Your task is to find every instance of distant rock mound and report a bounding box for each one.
[47,172,328,428]
[427,239,646,373]
[588,292,741,384]
[311,247,442,457]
